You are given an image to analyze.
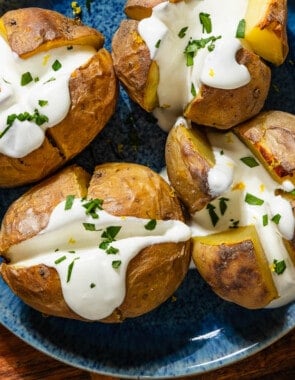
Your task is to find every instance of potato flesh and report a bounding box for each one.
[244,0,288,65]
[192,226,278,309]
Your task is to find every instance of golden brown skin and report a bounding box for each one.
[234,111,295,185]
[0,163,191,322]
[165,120,215,213]
[184,49,271,129]
[0,8,118,187]
[192,226,278,309]
[124,0,182,20]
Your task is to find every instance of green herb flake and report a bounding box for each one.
[206,203,219,227]
[106,246,119,255]
[101,226,121,241]
[245,193,264,206]
[82,198,103,219]
[271,214,281,225]
[219,197,229,215]
[155,39,161,48]
[229,219,240,229]
[68,250,76,254]
[38,100,48,107]
[144,219,157,231]
[112,260,122,269]
[240,156,259,168]
[199,12,212,34]
[65,195,75,210]
[184,35,221,66]
[21,72,33,86]
[191,82,197,97]
[83,222,97,231]
[178,26,188,38]
[236,19,246,38]
[55,255,67,265]
[90,282,96,288]
[52,59,62,71]
[273,259,286,275]
[43,77,56,84]
[66,258,79,283]
[262,214,268,226]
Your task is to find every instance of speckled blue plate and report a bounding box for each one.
[0,0,295,378]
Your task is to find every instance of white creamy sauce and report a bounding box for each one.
[189,129,295,308]
[8,199,191,320]
[0,36,96,158]
[138,0,249,130]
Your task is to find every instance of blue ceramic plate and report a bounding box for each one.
[0,1,295,378]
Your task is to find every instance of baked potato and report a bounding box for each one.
[0,8,118,187]
[0,163,191,322]
[165,111,295,309]
[112,0,288,130]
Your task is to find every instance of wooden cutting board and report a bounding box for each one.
[1,323,295,380]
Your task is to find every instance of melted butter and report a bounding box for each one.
[0,36,96,158]
[189,129,295,308]
[138,0,249,131]
[8,199,191,320]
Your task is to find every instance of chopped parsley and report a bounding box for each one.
[229,219,240,229]
[82,198,103,219]
[66,258,79,283]
[199,12,212,34]
[236,19,246,38]
[99,226,121,255]
[245,193,264,206]
[191,82,197,97]
[240,156,259,168]
[178,26,188,38]
[55,255,67,265]
[206,203,219,227]
[112,260,122,269]
[65,195,75,210]
[273,259,286,275]
[262,214,268,226]
[38,100,48,107]
[83,222,97,231]
[90,283,96,288]
[184,35,221,66]
[271,214,281,225]
[21,72,33,86]
[155,39,161,48]
[144,219,157,231]
[52,60,62,71]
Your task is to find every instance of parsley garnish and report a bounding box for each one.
[271,214,281,225]
[155,39,161,48]
[112,260,121,269]
[99,226,121,254]
[83,223,97,231]
[236,19,246,38]
[52,60,62,71]
[144,219,157,231]
[273,259,286,275]
[191,82,197,97]
[38,100,48,107]
[262,214,268,226]
[67,258,79,283]
[21,72,33,86]
[55,255,67,264]
[245,193,264,206]
[178,26,188,38]
[240,156,259,168]
[65,195,75,210]
[82,198,103,219]
[219,197,229,215]
[184,36,221,66]
[206,203,219,226]
[199,13,212,34]
[229,219,240,228]
[90,283,96,288]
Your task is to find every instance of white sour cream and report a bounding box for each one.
[138,0,250,130]
[0,36,96,158]
[8,198,191,320]
[189,130,295,308]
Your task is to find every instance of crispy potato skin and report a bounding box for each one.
[124,0,182,20]
[0,8,118,187]
[192,227,278,309]
[112,19,156,112]
[184,49,271,129]
[0,7,104,58]
[165,121,215,213]
[234,111,295,185]
[0,163,191,322]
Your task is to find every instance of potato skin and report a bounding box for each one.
[184,49,271,129]
[234,110,295,185]
[0,8,118,187]
[0,163,191,322]
[165,120,215,213]
[124,0,182,20]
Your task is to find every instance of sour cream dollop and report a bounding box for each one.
[138,0,250,130]
[8,198,191,320]
[0,36,96,158]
